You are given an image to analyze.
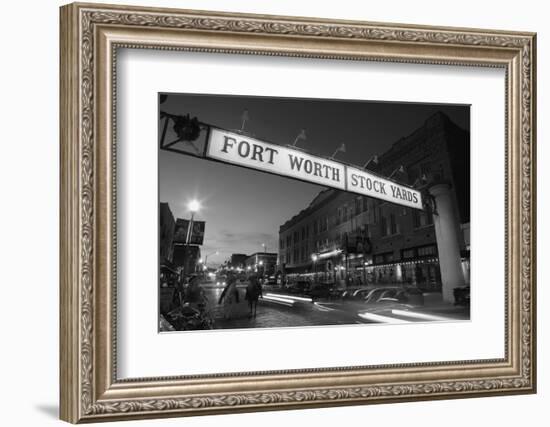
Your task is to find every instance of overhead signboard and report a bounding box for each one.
[207,128,347,191]
[173,219,206,245]
[346,166,422,209]
[201,128,423,209]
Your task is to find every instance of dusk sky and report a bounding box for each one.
[159,93,469,267]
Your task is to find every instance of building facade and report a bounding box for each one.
[159,202,176,264]
[229,253,249,270]
[277,112,470,291]
[245,252,278,278]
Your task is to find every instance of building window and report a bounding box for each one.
[426,209,434,225]
[380,215,388,237]
[374,252,394,264]
[402,248,415,259]
[413,210,434,228]
[418,245,437,257]
[355,197,362,215]
[390,213,398,235]
[320,216,328,232]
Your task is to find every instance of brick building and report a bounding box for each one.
[159,202,176,264]
[277,112,470,291]
[245,252,278,277]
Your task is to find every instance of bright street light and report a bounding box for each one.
[188,199,201,213]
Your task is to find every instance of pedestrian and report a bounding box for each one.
[218,274,240,320]
[185,274,207,306]
[172,273,185,310]
[245,275,263,318]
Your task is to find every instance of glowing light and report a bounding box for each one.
[188,199,201,212]
[262,295,295,306]
[358,312,412,324]
[313,302,334,312]
[318,249,342,259]
[391,309,453,322]
[265,293,312,303]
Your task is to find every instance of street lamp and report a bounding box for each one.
[185,199,201,245]
[188,199,201,213]
[183,199,201,276]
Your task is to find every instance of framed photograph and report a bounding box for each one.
[60,2,536,423]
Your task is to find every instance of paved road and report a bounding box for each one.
[200,284,469,330]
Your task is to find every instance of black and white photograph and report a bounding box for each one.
[158,93,471,332]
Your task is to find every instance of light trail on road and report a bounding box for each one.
[264,293,313,303]
[391,309,455,322]
[357,312,413,324]
[261,295,295,307]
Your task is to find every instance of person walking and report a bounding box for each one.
[218,275,240,320]
[245,275,263,318]
[185,274,206,306]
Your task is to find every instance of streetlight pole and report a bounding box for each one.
[183,199,200,277]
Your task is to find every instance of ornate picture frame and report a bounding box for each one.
[60,2,536,423]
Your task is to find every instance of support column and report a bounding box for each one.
[429,183,465,303]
